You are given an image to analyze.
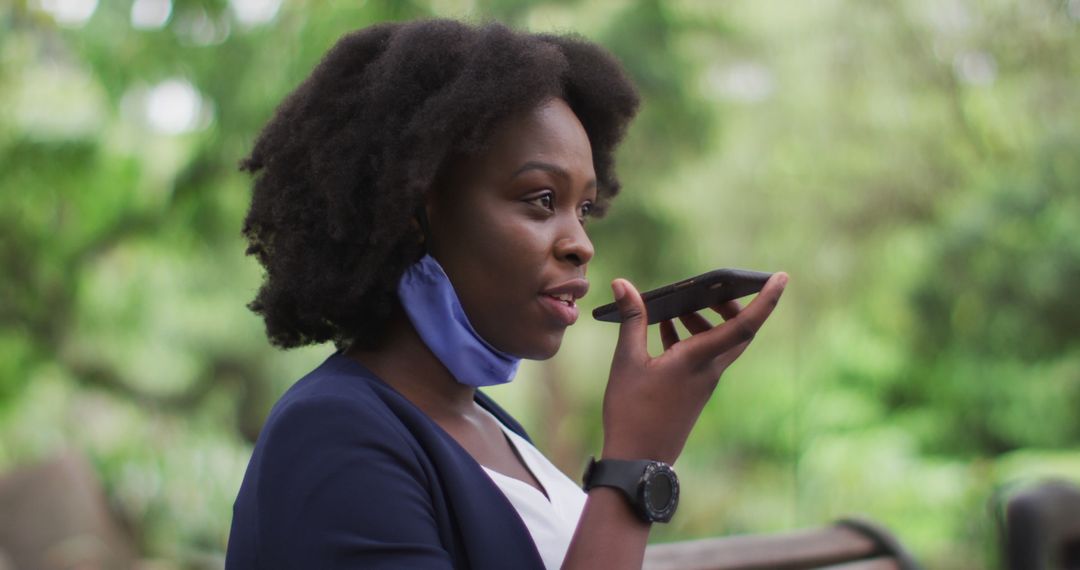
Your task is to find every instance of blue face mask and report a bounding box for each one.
[397,254,521,387]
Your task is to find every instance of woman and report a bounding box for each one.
[226,19,787,569]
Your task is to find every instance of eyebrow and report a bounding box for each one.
[512,160,597,190]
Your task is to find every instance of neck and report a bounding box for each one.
[345,309,478,421]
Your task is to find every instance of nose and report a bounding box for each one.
[554,218,594,267]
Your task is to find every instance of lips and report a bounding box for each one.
[539,278,589,326]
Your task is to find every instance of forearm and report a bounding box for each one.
[561,487,651,569]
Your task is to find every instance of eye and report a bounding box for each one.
[578,200,595,222]
[528,191,554,211]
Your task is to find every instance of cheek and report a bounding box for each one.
[462,224,546,305]
[490,224,547,270]
[455,214,547,272]
[454,223,559,355]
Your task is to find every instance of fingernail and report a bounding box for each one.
[612,280,626,301]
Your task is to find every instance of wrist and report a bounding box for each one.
[601,443,673,465]
[584,486,653,528]
[582,456,680,524]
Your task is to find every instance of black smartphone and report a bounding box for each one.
[592,268,774,324]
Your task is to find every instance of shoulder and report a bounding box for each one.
[231,354,458,568]
[258,354,421,468]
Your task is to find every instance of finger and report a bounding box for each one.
[710,299,742,321]
[678,312,711,335]
[611,279,649,363]
[682,272,788,364]
[712,339,751,370]
[659,319,679,350]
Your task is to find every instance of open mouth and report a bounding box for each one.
[539,279,587,326]
[545,293,576,307]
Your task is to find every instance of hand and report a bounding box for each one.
[600,272,788,464]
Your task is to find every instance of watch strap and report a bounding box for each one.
[583,458,652,496]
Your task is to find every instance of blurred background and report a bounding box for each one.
[1,0,1078,567]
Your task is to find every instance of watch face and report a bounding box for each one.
[646,473,673,510]
[641,462,679,523]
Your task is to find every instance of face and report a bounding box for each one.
[425,98,597,360]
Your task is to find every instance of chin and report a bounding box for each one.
[513,332,565,361]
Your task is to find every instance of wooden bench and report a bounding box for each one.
[644,518,922,570]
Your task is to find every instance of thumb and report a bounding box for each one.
[612,279,648,363]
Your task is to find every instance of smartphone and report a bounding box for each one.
[592,268,774,324]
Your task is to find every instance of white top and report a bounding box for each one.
[480,411,587,570]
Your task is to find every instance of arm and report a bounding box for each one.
[562,272,789,569]
[256,396,454,569]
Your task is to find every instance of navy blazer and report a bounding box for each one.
[225,353,547,569]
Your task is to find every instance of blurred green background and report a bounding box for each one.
[2,0,1078,567]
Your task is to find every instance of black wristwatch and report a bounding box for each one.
[581,457,679,523]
